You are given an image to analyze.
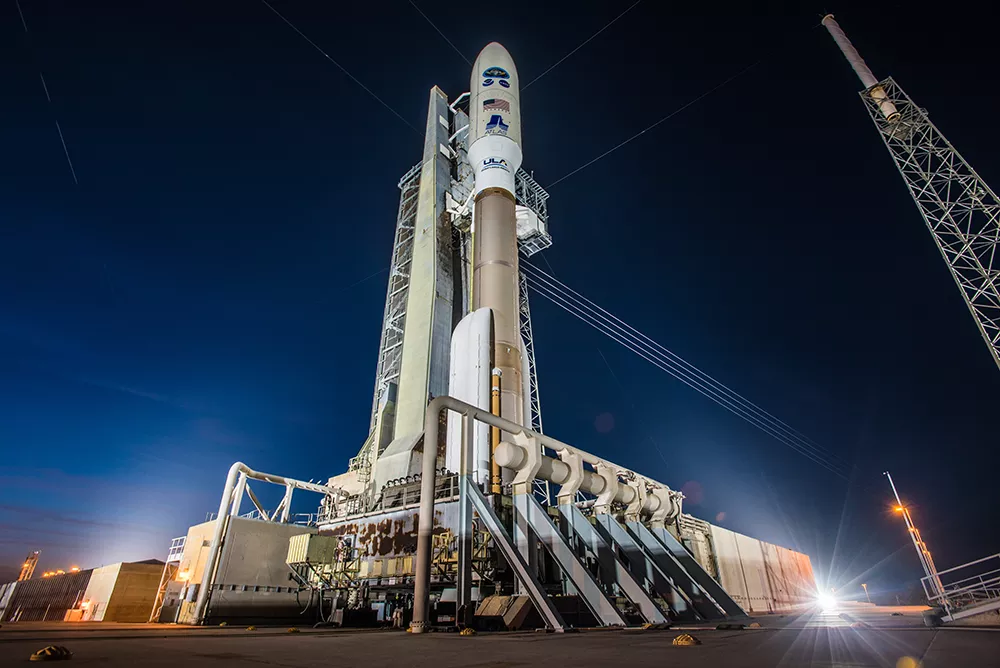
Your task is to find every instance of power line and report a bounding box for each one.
[258,0,420,135]
[544,21,826,189]
[521,262,851,477]
[524,261,834,460]
[526,275,849,477]
[523,0,642,90]
[528,276,848,476]
[408,1,470,66]
[545,59,761,188]
[521,261,840,463]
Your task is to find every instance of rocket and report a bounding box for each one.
[446,43,527,489]
[468,43,523,195]
[469,42,525,451]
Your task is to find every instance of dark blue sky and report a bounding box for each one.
[3,1,998,598]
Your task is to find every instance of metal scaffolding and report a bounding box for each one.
[518,270,550,504]
[368,162,423,429]
[515,169,552,256]
[861,77,1000,372]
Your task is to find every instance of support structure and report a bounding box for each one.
[411,395,747,632]
[149,537,185,623]
[824,14,1000,372]
[885,471,943,598]
[192,463,348,625]
[519,270,551,505]
[17,551,39,582]
[557,502,668,624]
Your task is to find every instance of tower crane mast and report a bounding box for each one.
[823,15,1000,372]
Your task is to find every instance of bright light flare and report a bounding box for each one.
[816,592,838,610]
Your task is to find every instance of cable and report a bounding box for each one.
[522,264,848,471]
[528,277,849,477]
[523,0,642,90]
[15,0,78,184]
[526,275,847,477]
[545,59,760,188]
[520,264,850,477]
[258,0,420,135]
[408,0,470,66]
[544,21,827,189]
[522,261,841,465]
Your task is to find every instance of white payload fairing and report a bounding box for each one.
[446,43,530,488]
[467,43,523,195]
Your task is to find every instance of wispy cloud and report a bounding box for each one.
[0,504,160,535]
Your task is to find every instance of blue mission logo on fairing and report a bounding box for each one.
[485,114,509,136]
[482,157,509,172]
[482,66,509,88]
[482,66,509,79]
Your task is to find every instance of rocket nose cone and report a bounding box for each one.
[477,41,510,58]
[473,42,518,83]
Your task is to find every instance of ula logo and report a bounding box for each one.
[482,157,509,172]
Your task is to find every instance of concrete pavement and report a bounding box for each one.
[1,605,997,667]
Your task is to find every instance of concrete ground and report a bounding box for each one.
[1,605,997,666]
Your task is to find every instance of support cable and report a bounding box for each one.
[523,262,833,459]
[258,0,420,135]
[522,1,642,90]
[408,0,471,66]
[521,263,850,477]
[526,276,847,477]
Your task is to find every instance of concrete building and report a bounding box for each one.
[0,560,163,623]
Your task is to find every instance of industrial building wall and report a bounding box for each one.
[177,520,218,586]
[0,570,93,622]
[707,524,817,613]
[103,562,164,622]
[82,563,122,621]
[0,581,17,619]
[319,496,461,581]
[194,517,317,624]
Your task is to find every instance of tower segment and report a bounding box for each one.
[824,15,1000,372]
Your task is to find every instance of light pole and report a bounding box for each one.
[861,583,871,604]
[884,471,944,600]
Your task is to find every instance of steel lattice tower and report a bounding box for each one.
[825,16,1000,372]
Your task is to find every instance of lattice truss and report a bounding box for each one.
[369,163,422,428]
[518,270,550,505]
[864,78,1000,370]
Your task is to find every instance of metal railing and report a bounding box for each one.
[922,553,1000,620]
[316,473,461,525]
[166,536,186,563]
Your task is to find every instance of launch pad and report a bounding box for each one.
[3,607,997,668]
[154,43,818,632]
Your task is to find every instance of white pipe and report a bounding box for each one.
[449,92,470,113]
[449,125,469,143]
[821,15,899,121]
[279,485,294,523]
[192,462,347,624]
[821,15,878,89]
[229,472,247,516]
[412,395,681,631]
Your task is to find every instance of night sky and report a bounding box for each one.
[3,1,998,599]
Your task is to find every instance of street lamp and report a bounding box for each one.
[884,471,944,600]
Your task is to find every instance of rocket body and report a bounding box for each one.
[469,43,525,433]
